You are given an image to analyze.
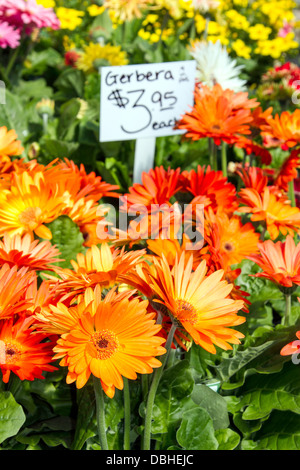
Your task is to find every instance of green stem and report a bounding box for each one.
[284,293,292,326]
[288,180,296,207]
[221,141,227,177]
[123,378,131,450]
[208,138,218,171]
[6,46,20,78]
[143,323,177,451]
[93,376,109,450]
[141,374,148,402]
[42,113,48,134]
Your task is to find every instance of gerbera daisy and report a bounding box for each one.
[189,40,246,92]
[0,314,57,383]
[247,235,300,288]
[77,42,128,73]
[120,166,182,212]
[274,149,300,192]
[234,136,272,165]
[0,264,35,319]
[176,84,258,146]
[0,22,20,49]
[148,253,245,354]
[49,243,146,302]
[236,165,269,193]
[239,186,300,239]
[199,242,251,312]
[0,126,24,161]
[0,0,60,32]
[0,233,62,271]
[52,288,166,396]
[0,171,65,240]
[261,109,300,150]
[181,165,238,214]
[103,0,152,22]
[146,235,202,269]
[204,209,260,268]
[281,330,300,356]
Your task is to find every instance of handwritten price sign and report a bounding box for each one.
[99,60,196,142]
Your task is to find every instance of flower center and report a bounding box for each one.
[0,340,21,364]
[175,299,198,325]
[18,207,42,229]
[223,241,235,252]
[91,329,119,360]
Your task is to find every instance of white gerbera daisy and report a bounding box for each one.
[192,0,219,12]
[189,40,247,92]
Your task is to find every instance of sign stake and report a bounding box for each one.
[133,137,156,184]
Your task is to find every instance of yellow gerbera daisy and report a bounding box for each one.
[77,42,128,73]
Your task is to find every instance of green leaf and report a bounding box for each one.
[13,79,53,101]
[0,391,26,444]
[185,342,218,383]
[57,98,81,140]
[140,360,196,449]
[71,384,96,450]
[40,139,79,160]
[176,407,218,450]
[191,384,229,430]
[0,89,28,145]
[22,48,62,76]
[216,324,300,389]
[226,361,300,421]
[54,68,85,101]
[241,411,300,450]
[104,389,124,450]
[215,428,240,450]
[45,215,85,269]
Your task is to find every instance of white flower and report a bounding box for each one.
[189,40,247,92]
[192,0,219,12]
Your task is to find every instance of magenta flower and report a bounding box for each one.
[0,22,21,49]
[0,0,60,34]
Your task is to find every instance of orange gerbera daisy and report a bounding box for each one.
[49,243,146,302]
[0,171,65,240]
[236,165,269,193]
[247,235,300,288]
[250,106,273,135]
[204,209,260,268]
[176,84,257,146]
[0,126,24,161]
[199,242,251,313]
[0,315,57,383]
[58,158,119,201]
[281,330,300,356]
[239,186,300,239]
[181,165,238,214]
[0,264,35,319]
[181,165,238,212]
[52,288,166,396]
[146,235,202,269]
[148,253,245,354]
[261,109,300,150]
[274,149,300,192]
[0,233,62,271]
[234,136,272,165]
[120,166,182,212]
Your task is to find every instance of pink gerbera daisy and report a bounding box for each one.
[0,22,20,49]
[0,0,60,33]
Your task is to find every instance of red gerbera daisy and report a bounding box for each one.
[0,314,57,383]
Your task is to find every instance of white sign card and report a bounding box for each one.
[99,60,196,142]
